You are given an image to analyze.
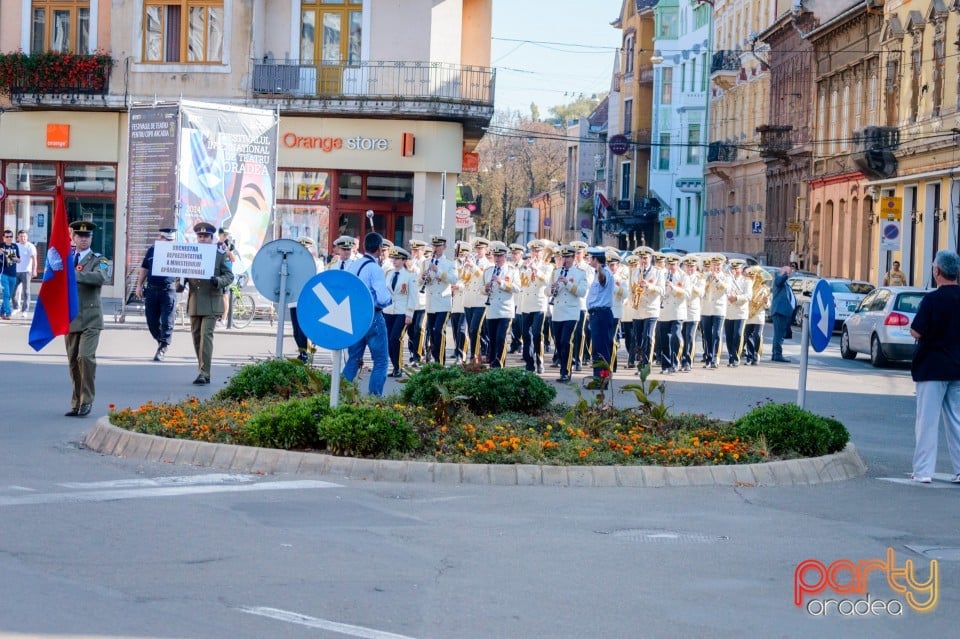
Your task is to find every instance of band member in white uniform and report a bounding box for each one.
[483,242,518,368]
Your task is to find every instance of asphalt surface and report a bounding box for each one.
[0,310,957,639]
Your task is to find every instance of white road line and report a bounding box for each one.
[57,473,257,489]
[0,480,341,507]
[238,606,418,639]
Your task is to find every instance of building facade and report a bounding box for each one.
[704,0,775,258]
[803,1,882,281]
[0,0,494,298]
[866,0,960,287]
[757,2,815,269]
[648,0,711,252]
[610,0,659,249]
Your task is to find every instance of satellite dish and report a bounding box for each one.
[250,239,317,304]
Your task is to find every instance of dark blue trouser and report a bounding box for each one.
[552,319,577,378]
[700,315,723,365]
[724,318,745,364]
[449,311,467,361]
[588,307,614,378]
[464,306,487,361]
[385,312,407,372]
[633,317,658,368]
[487,317,511,368]
[681,320,698,368]
[521,310,545,371]
[408,309,426,362]
[145,286,176,347]
[658,319,682,370]
[427,311,450,365]
[772,312,790,359]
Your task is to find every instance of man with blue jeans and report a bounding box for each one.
[343,232,392,396]
[1,230,21,320]
[770,263,796,362]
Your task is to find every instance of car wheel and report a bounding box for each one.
[870,335,888,368]
[840,328,857,360]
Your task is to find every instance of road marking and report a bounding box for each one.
[0,480,341,507]
[238,606,418,639]
[57,473,257,489]
[878,473,960,487]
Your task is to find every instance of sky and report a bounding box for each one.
[491,0,625,118]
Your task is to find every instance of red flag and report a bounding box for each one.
[28,185,78,351]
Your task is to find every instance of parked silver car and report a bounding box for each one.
[840,286,928,367]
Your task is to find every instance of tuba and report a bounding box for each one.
[746,268,772,319]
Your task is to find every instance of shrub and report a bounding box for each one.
[733,403,848,458]
[398,363,465,407]
[456,368,556,414]
[399,365,555,415]
[317,406,417,457]
[244,395,330,449]
[215,359,326,401]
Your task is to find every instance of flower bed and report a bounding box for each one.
[108,359,849,466]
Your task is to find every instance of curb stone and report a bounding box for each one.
[83,418,868,487]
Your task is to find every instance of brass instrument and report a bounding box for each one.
[746,268,772,319]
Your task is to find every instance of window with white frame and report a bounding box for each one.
[620,161,631,201]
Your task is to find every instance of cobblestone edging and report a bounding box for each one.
[83,418,868,487]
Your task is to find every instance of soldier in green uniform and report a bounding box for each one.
[178,222,234,384]
[65,221,111,417]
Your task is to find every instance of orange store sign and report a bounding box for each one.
[46,124,70,148]
[282,132,390,152]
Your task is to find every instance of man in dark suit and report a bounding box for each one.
[65,221,111,416]
[179,222,234,384]
[770,263,796,363]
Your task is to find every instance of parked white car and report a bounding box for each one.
[792,278,875,331]
[840,286,928,367]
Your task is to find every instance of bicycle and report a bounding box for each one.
[228,274,256,329]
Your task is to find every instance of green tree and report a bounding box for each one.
[548,93,606,125]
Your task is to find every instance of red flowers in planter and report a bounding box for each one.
[0,50,114,95]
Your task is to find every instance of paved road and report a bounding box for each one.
[0,316,956,639]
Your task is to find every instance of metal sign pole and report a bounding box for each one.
[330,351,342,408]
[275,249,292,358]
[798,306,809,409]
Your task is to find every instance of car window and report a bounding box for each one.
[895,292,926,313]
[857,290,878,311]
[829,282,852,293]
[848,282,875,295]
[871,289,891,311]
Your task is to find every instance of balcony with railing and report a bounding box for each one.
[707,141,737,163]
[0,51,114,106]
[250,59,495,130]
[710,50,741,90]
[756,124,794,159]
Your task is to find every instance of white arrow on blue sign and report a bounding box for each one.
[808,279,836,353]
[296,270,374,351]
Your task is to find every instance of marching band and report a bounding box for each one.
[305,233,774,382]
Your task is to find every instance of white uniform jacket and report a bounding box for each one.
[422,255,458,313]
[701,271,731,317]
[574,260,594,311]
[685,273,706,323]
[462,255,490,308]
[724,275,753,321]
[484,263,519,319]
[612,267,629,320]
[659,269,689,323]
[549,265,588,323]
[384,268,418,318]
[517,260,551,314]
[632,266,664,320]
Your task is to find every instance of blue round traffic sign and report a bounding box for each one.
[296,270,374,350]
[808,279,836,353]
[882,224,899,240]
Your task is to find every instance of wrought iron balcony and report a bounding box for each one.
[852,126,899,179]
[710,50,741,90]
[710,50,741,74]
[707,141,737,163]
[2,52,113,105]
[251,59,494,106]
[756,124,793,159]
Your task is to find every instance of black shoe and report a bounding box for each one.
[64,407,79,417]
[558,375,571,382]
[771,356,791,363]
[154,346,166,362]
[193,374,210,385]
[77,403,92,417]
[709,362,719,369]
[681,365,691,372]
[536,364,544,374]
[573,363,582,372]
